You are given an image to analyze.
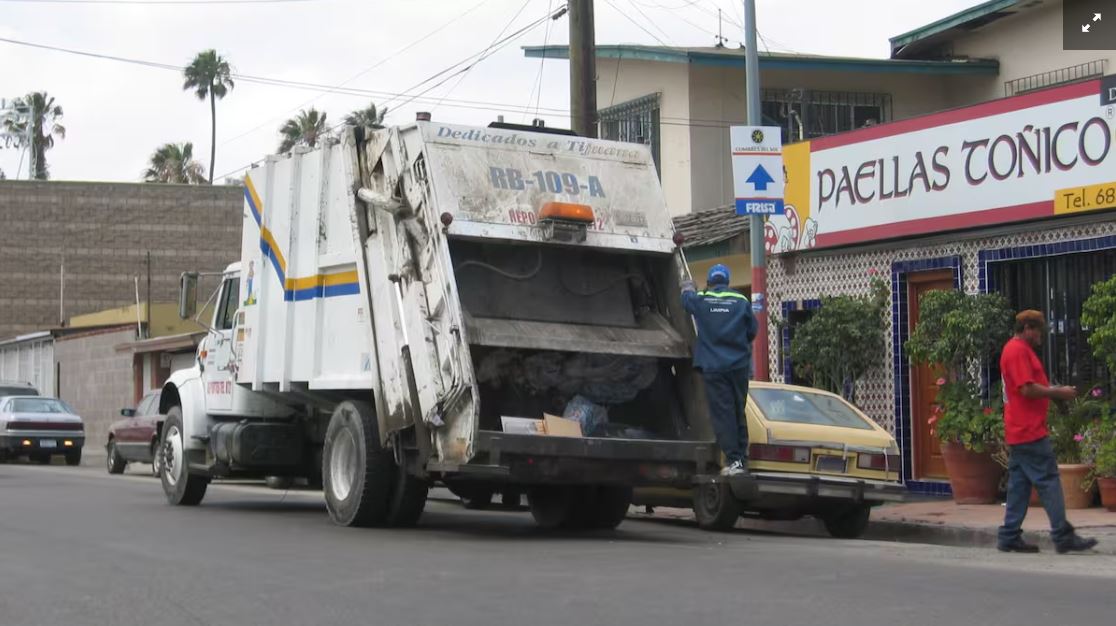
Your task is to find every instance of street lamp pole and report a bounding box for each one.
[743,0,770,381]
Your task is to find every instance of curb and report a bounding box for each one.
[864,520,1116,555]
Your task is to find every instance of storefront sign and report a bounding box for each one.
[767,79,1116,254]
[730,126,784,215]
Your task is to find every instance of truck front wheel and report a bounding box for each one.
[322,400,395,527]
[160,407,210,506]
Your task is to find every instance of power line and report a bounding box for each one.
[603,0,671,47]
[623,0,676,44]
[524,0,555,121]
[432,0,533,115]
[218,0,495,148]
[0,0,313,4]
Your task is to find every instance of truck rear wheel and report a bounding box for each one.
[527,486,574,529]
[693,481,740,531]
[160,407,210,506]
[322,400,395,527]
[582,486,632,530]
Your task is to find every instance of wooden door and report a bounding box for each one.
[909,270,954,479]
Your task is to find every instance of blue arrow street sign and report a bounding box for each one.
[746,164,774,191]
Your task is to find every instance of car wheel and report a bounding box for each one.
[106,441,127,474]
[693,481,741,531]
[322,400,396,527]
[160,406,210,506]
[150,441,162,477]
[822,504,871,539]
[64,449,82,466]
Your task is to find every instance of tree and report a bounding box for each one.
[344,102,388,129]
[143,142,207,184]
[788,275,889,404]
[183,50,234,184]
[1082,274,1116,376]
[2,92,66,180]
[278,108,328,153]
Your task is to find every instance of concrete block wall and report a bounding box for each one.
[0,181,242,338]
[53,327,138,450]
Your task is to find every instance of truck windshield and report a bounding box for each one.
[750,388,874,430]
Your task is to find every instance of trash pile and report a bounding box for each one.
[478,350,660,437]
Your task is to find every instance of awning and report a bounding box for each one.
[114,332,204,354]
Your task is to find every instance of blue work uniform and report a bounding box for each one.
[682,281,758,464]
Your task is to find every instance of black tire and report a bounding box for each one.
[693,481,741,531]
[106,441,126,474]
[64,449,82,467]
[322,400,396,527]
[584,486,633,530]
[265,476,295,490]
[528,486,575,530]
[500,489,522,509]
[822,504,871,539]
[385,465,428,528]
[150,441,162,477]
[160,406,210,506]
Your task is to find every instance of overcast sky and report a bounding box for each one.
[0,0,979,182]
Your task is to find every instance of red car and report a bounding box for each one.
[106,391,163,475]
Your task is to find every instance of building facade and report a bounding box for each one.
[0,180,242,338]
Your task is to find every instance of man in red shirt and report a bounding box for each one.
[997,310,1097,554]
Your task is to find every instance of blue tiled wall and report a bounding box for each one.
[891,256,962,495]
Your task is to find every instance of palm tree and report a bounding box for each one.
[143,142,207,184]
[183,50,234,184]
[344,102,388,129]
[2,92,66,180]
[278,108,329,153]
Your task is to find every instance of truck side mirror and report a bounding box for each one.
[179,272,199,320]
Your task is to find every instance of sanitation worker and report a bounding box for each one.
[997,309,1097,554]
[682,264,758,477]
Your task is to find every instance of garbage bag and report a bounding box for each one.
[562,394,609,436]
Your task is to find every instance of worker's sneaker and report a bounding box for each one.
[996,538,1040,553]
[1055,534,1098,554]
[720,460,749,477]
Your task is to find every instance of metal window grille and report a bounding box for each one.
[599,93,661,176]
[761,88,892,143]
[1004,60,1108,97]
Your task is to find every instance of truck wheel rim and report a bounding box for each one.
[164,425,183,487]
[330,429,358,501]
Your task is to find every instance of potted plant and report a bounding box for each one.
[1081,402,1116,511]
[788,273,888,404]
[1044,390,1109,508]
[907,290,1014,504]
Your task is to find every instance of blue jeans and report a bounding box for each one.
[701,368,750,464]
[998,437,1074,546]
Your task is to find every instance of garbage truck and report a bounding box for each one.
[162,119,722,529]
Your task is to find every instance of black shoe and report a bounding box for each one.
[997,539,1040,553]
[1055,534,1098,554]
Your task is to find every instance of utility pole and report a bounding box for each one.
[744,0,770,381]
[569,0,598,138]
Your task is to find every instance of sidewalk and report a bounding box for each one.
[632,501,1116,554]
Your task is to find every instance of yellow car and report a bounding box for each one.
[634,381,904,538]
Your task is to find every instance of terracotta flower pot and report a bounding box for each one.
[941,441,1002,504]
[1098,477,1116,512]
[1058,464,1095,509]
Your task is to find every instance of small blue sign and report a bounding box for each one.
[745,164,775,191]
[751,292,765,313]
[735,198,783,215]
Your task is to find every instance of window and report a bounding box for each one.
[215,278,240,331]
[750,387,874,430]
[599,93,661,176]
[990,249,1116,390]
[9,398,73,414]
[136,392,159,416]
[762,88,892,143]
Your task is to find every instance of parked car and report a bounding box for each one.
[0,396,85,465]
[633,382,905,538]
[0,381,39,397]
[106,391,163,475]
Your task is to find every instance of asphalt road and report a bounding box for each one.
[1,461,1113,626]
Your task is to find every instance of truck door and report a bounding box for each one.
[203,276,240,413]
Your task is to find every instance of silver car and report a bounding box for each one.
[0,396,85,465]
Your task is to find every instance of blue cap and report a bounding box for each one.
[707,263,730,285]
